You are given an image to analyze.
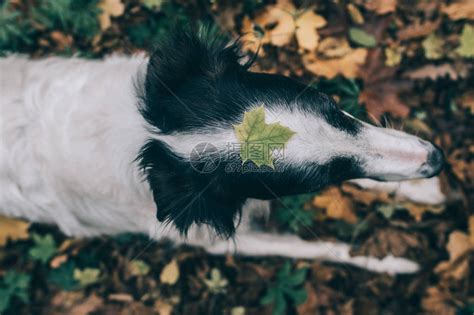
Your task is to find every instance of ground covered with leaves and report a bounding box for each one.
[0,0,473,314]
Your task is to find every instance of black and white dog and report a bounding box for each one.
[0,29,444,273]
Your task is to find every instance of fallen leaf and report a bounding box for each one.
[50,254,68,269]
[397,20,441,41]
[128,259,150,276]
[69,294,103,315]
[317,37,352,58]
[303,48,367,79]
[469,216,474,246]
[346,4,364,24]
[154,299,173,315]
[241,1,326,52]
[73,268,101,287]
[400,201,444,222]
[203,268,228,294]
[421,287,457,315]
[384,46,404,67]
[50,31,73,50]
[295,10,326,51]
[142,0,164,10]
[358,49,411,119]
[458,90,474,113]
[422,34,444,60]
[0,215,30,247]
[313,187,357,224]
[351,228,427,259]
[160,259,179,285]
[442,0,474,20]
[349,27,377,47]
[108,293,134,303]
[230,306,246,315]
[363,0,397,15]
[404,63,467,81]
[435,229,473,280]
[456,24,474,58]
[98,0,125,30]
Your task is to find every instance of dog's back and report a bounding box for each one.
[0,56,157,236]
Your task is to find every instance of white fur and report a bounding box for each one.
[0,55,441,274]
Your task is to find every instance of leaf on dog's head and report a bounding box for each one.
[234,106,296,168]
[0,215,30,247]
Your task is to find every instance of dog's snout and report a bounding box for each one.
[420,145,445,177]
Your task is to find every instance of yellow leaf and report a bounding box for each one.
[346,3,364,24]
[435,230,472,280]
[442,0,474,20]
[384,46,404,67]
[303,48,367,79]
[317,37,352,58]
[295,11,326,51]
[98,0,125,30]
[160,259,179,285]
[0,215,30,247]
[313,187,357,224]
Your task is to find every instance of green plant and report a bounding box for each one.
[28,233,58,264]
[275,194,314,233]
[0,2,32,52]
[313,77,365,119]
[32,0,101,38]
[48,261,79,291]
[0,271,31,312]
[260,261,308,315]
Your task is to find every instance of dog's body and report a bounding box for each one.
[0,30,445,274]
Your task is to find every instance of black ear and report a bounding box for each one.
[141,25,246,133]
[138,140,246,238]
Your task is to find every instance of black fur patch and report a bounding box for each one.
[137,26,364,237]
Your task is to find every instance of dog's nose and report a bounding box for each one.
[420,145,445,177]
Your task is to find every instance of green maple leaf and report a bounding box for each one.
[456,24,474,58]
[29,233,57,264]
[234,106,296,168]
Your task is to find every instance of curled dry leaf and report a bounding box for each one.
[362,0,397,15]
[404,63,468,81]
[421,287,457,315]
[396,20,440,41]
[312,187,357,224]
[303,48,367,79]
[241,0,326,52]
[434,224,473,280]
[99,0,125,31]
[0,215,30,247]
[442,0,474,21]
[317,37,352,58]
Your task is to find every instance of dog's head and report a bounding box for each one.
[138,28,444,237]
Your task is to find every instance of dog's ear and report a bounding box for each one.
[141,26,246,133]
[138,140,245,237]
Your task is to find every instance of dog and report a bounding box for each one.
[0,28,445,274]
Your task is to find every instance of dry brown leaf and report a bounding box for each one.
[363,0,397,15]
[397,20,441,41]
[458,90,474,113]
[303,48,367,79]
[313,187,357,224]
[69,294,103,315]
[401,202,444,222]
[295,10,326,51]
[108,293,134,303]
[341,183,390,205]
[50,31,73,50]
[421,287,457,315]
[469,216,474,246]
[404,63,467,81]
[351,228,426,259]
[442,0,474,20]
[317,37,352,58]
[0,215,30,247]
[50,254,68,269]
[99,0,125,30]
[160,259,180,285]
[154,299,174,315]
[435,229,473,280]
[358,49,411,119]
[242,0,326,52]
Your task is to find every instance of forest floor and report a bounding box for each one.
[0,0,473,314]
